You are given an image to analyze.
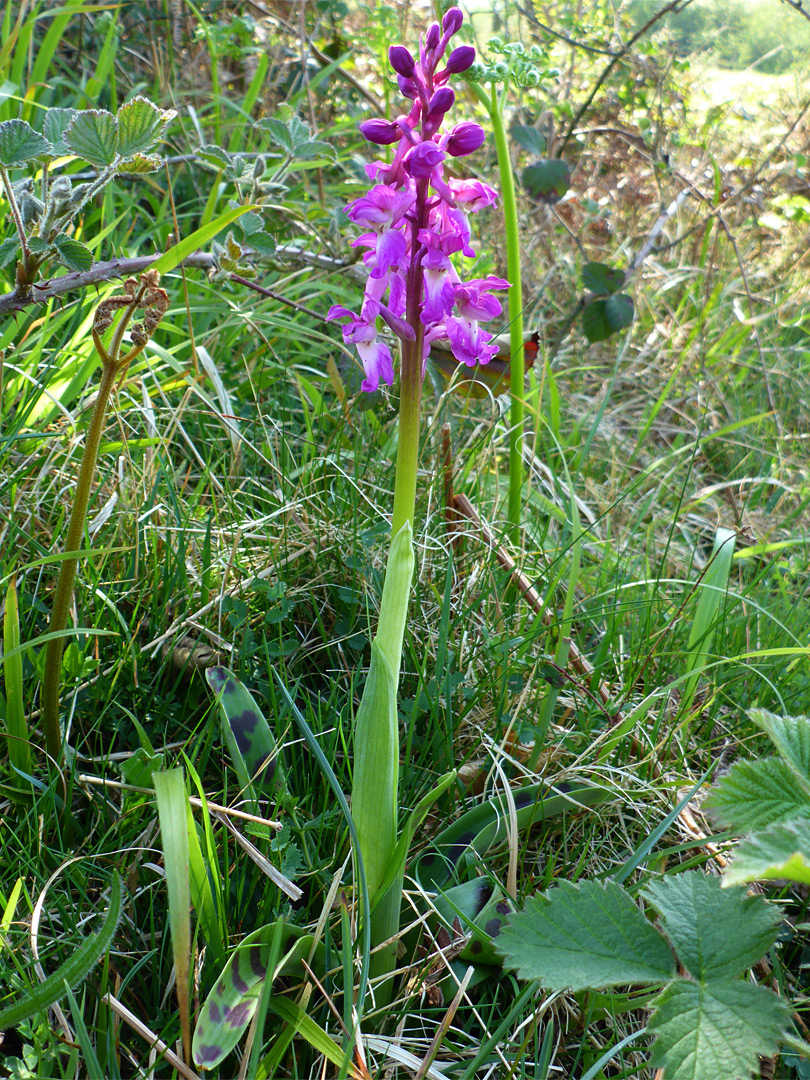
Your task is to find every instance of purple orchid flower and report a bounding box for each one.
[327,6,508,391]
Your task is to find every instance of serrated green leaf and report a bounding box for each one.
[647,977,788,1080]
[43,108,77,156]
[723,818,810,887]
[53,233,93,271]
[705,756,810,831]
[496,880,675,990]
[0,236,19,269]
[582,261,625,295]
[117,153,163,174]
[0,118,52,166]
[196,144,233,168]
[751,708,810,787]
[65,109,118,167]
[581,294,634,343]
[27,237,51,254]
[642,872,780,980]
[511,124,546,156]
[260,117,295,154]
[522,158,570,203]
[116,96,175,157]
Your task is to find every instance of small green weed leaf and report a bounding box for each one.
[0,237,19,269]
[582,261,625,295]
[642,872,780,980]
[705,756,810,831]
[511,124,546,156]
[647,977,789,1080]
[193,921,321,1069]
[206,666,285,798]
[53,234,93,272]
[522,158,570,202]
[115,96,175,157]
[751,708,810,786]
[65,109,118,167]
[296,138,335,161]
[119,746,164,788]
[43,108,77,156]
[582,294,634,342]
[0,875,122,1030]
[260,117,294,154]
[496,880,675,990]
[0,119,51,166]
[118,153,163,173]
[723,818,810,887]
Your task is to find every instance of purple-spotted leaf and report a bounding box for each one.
[205,666,286,798]
[192,921,321,1069]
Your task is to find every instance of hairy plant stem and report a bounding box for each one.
[40,361,119,761]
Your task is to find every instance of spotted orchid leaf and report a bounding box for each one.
[192,920,323,1069]
[206,666,286,805]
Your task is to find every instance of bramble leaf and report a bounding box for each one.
[0,237,19,269]
[0,119,51,167]
[511,124,546,156]
[751,708,810,789]
[260,117,294,154]
[53,233,93,271]
[705,756,810,832]
[65,109,118,167]
[496,879,675,990]
[642,872,780,980]
[647,977,789,1080]
[723,818,810,887]
[582,294,634,342]
[116,96,175,157]
[43,108,77,156]
[118,153,163,174]
[582,261,625,295]
[522,158,570,203]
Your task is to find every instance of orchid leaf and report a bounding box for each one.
[206,666,286,804]
[192,921,323,1069]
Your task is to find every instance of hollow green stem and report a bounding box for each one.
[475,82,525,547]
[40,360,118,761]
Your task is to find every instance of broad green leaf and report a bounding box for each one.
[0,875,122,1030]
[723,818,810,887]
[206,667,286,801]
[192,921,322,1069]
[43,108,77,156]
[642,872,780,980]
[196,144,233,168]
[647,978,789,1080]
[53,233,93,272]
[582,261,625,296]
[0,118,51,166]
[582,295,634,343]
[751,708,810,787]
[115,96,175,157]
[0,237,19,268]
[605,293,634,331]
[154,769,191,1060]
[522,158,570,202]
[705,756,810,831]
[511,124,546,156]
[65,109,118,168]
[260,117,294,154]
[496,880,675,991]
[26,237,51,254]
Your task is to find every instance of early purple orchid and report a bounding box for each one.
[328,7,508,393]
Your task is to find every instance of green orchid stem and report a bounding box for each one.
[40,359,119,762]
[476,81,525,548]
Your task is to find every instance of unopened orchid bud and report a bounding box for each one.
[444,122,485,157]
[404,141,445,178]
[425,23,441,49]
[389,45,415,77]
[445,45,476,74]
[359,118,402,145]
[398,75,419,100]
[427,87,455,121]
[442,7,463,35]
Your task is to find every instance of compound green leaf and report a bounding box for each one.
[116,96,175,157]
[0,118,51,166]
[723,818,810,887]
[751,708,810,789]
[705,756,810,832]
[647,977,789,1080]
[582,294,634,342]
[65,109,118,167]
[496,879,675,991]
[582,261,625,296]
[642,872,780,980]
[53,233,93,271]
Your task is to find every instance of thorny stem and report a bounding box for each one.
[40,273,167,762]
